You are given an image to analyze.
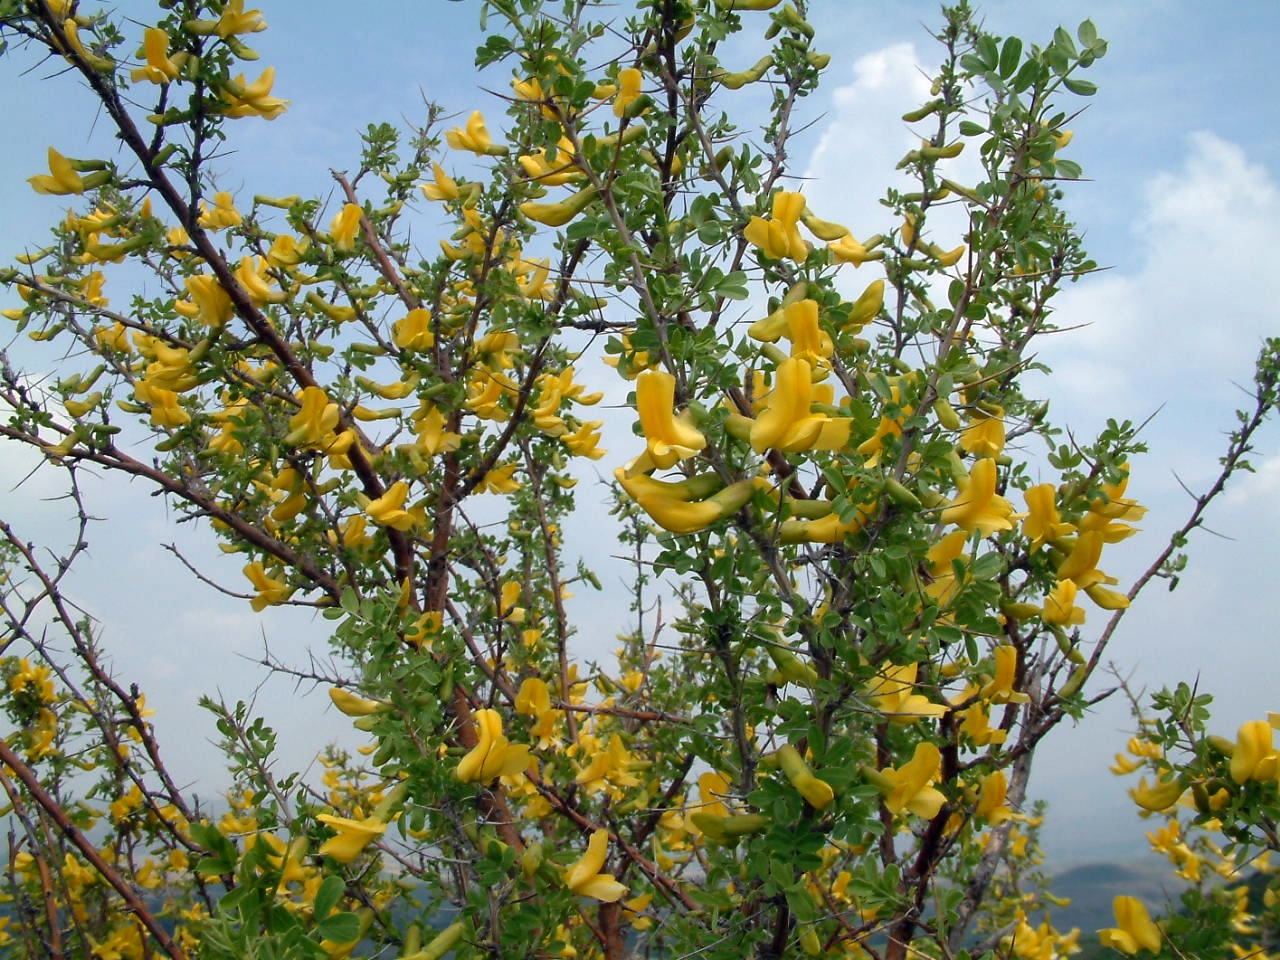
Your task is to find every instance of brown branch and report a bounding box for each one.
[0,739,191,960]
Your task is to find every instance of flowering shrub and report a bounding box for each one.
[0,1,1276,958]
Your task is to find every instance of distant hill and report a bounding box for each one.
[1045,860,1187,949]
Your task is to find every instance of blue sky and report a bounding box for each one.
[2,1,1278,869]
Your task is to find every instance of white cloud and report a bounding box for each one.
[803,43,936,242]
[1044,132,1280,429]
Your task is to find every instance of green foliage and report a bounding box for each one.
[0,2,1275,960]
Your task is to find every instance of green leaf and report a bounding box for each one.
[970,551,1004,581]
[314,875,345,921]
[697,220,724,244]
[1044,46,1070,76]
[716,270,749,301]
[1055,159,1083,180]
[316,912,361,945]
[1062,76,1098,96]
[1011,58,1044,93]
[1052,26,1077,57]
[1077,19,1098,48]
[998,37,1023,80]
[687,884,735,909]
[975,35,999,71]
[196,855,235,876]
[957,120,986,137]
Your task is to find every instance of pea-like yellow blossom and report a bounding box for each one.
[131,28,180,84]
[1098,896,1161,955]
[941,458,1017,536]
[221,67,288,120]
[456,709,531,784]
[316,813,386,863]
[366,481,416,531]
[243,561,292,610]
[446,111,506,156]
[563,829,628,902]
[878,742,946,819]
[329,203,362,252]
[744,190,809,261]
[635,369,706,468]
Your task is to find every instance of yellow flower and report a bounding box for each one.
[614,469,755,535]
[1109,753,1141,775]
[498,581,525,623]
[695,770,733,821]
[980,645,1030,704]
[198,191,242,230]
[635,369,706,467]
[1129,776,1184,813]
[266,234,309,267]
[243,561,292,610]
[975,770,1012,824]
[28,147,84,195]
[940,458,1017,536]
[784,299,833,367]
[959,408,1005,458]
[624,893,654,931]
[1230,719,1277,784]
[1022,483,1074,550]
[475,462,522,494]
[1127,737,1163,760]
[518,137,584,186]
[422,162,461,201]
[878,742,946,819]
[131,27,180,84]
[446,110,506,156]
[1084,583,1130,610]
[744,190,809,261]
[515,678,561,749]
[1040,579,1086,627]
[216,0,268,37]
[392,308,435,351]
[563,829,628,902]
[856,381,912,466]
[514,256,553,299]
[829,234,878,265]
[144,341,197,392]
[512,76,557,118]
[958,700,1006,746]
[221,67,288,120]
[923,528,969,611]
[134,380,190,428]
[561,419,606,460]
[413,405,463,457]
[750,357,836,453]
[366,481,416,531]
[576,734,642,796]
[1089,465,1147,522]
[284,385,340,448]
[328,688,383,717]
[174,274,234,326]
[776,745,835,810]
[329,203,362,252]
[1098,896,1161,955]
[868,663,947,724]
[233,255,287,305]
[456,709,531,784]
[612,67,644,117]
[1056,531,1108,588]
[58,18,114,71]
[316,813,386,863]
